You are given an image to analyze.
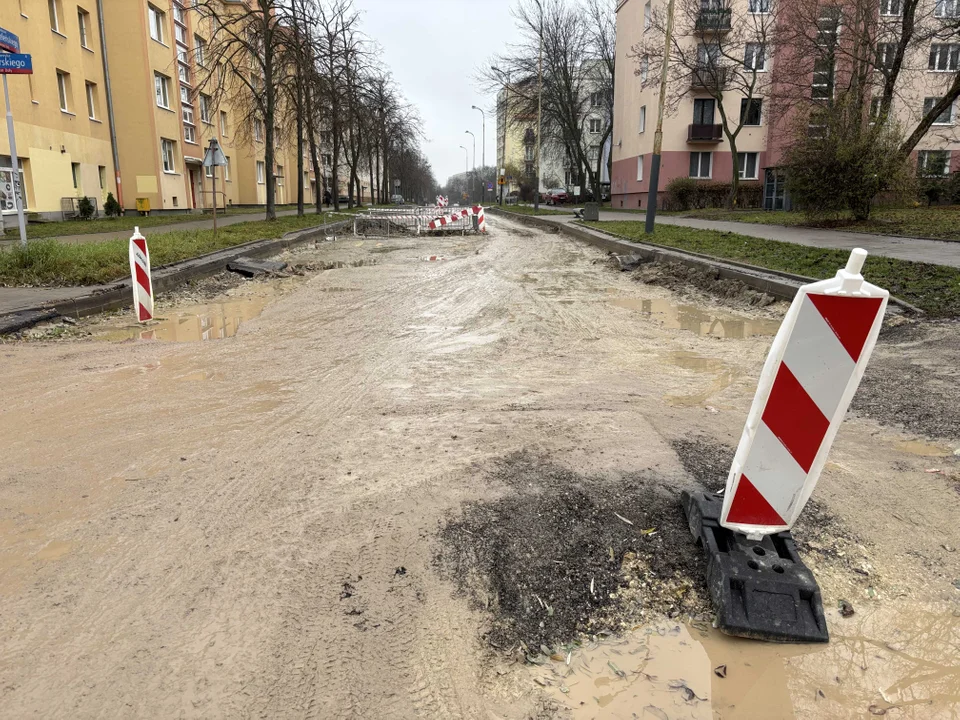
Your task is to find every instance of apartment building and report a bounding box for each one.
[0,0,117,220]
[1,0,309,219]
[611,0,960,210]
[496,82,566,195]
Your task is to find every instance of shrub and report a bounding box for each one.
[665,177,698,210]
[78,196,95,220]
[104,192,121,217]
[664,178,762,211]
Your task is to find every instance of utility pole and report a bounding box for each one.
[645,0,676,234]
[459,145,468,200]
[534,0,543,211]
[465,130,476,201]
[471,105,486,204]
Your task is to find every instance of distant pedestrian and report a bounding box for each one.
[323,190,332,207]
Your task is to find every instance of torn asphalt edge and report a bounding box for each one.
[0,219,353,335]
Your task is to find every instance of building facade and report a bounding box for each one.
[611,0,960,210]
[1,0,312,220]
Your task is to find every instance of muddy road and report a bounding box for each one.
[1,215,958,719]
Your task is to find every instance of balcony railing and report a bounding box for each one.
[690,65,729,89]
[695,8,732,31]
[688,124,723,142]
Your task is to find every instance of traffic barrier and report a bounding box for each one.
[128,227,154,323]
[428,206,486,233]
[436,195,448,208]
[721,248,888,537]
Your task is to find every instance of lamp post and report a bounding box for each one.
[533,0,543,211]
[465,130,476,202]
[471,105,486,204]
[459,144,468,201]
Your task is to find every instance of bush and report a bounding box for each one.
[78,196,95,220]
[665,177,762,211]
[104,192,121,217]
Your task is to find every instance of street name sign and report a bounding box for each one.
[0,54,32,75]
[0,27,20,54]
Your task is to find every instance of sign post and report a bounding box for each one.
[202,138,227,238]
[0,28,30,247]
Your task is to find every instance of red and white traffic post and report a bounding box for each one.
[128,228,154,323]
[721,248,888,538]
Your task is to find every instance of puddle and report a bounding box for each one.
[535,605,960,718]
[663,351,740,408]
[896,439,953,457]
[35,540,72,561]
[608,296,780,339]
[93,296,272,343]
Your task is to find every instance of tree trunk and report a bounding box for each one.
[262,6,276,220]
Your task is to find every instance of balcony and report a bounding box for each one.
[690,65,729,89]
[695,8,732,31]
[688,124,723,142]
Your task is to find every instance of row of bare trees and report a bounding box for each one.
[634,0,960,212]
[480,0,616,202]
[192,0,436,219]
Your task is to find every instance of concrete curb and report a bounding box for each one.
[488,208,923,314]
[0,219,353,335]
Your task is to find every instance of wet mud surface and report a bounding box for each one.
[1,214,959,718]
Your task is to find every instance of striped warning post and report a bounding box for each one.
[720,249,888,537]
[436,195,448,208]
[428,206,486,233]
[128,227,154,323]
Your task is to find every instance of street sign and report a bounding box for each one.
[486,181,494,191]
[0,27,20,54]
[0,54,32,75]
[497,176,505,186]
[202,139,227,167]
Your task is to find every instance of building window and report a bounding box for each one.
[748,0,771,13]
[924,97,954,124]
[178,64,191,85]
[918,150,950,176]
[641,55,649,82]
[689,151,712,178]
[744,43,766,71]
[148,4,166,44]
[637,155,644,181]
[276,164,284,185]
[183,125,197,144]
[220,111,229,135]
[880,0,901,15]
[935,0,959,17]
[254,118,264,142]
[589,118,602,133]
[200,94,212,123]
[85,81,98,120]
[56,70,71,112]
[195,36,206,66]
[738,152,759,180]
[99,165,106,189]
[155,72,171,109]
[180,85,191,105]
[205,163,213,178]
[256,161,265,184]
[817,6,841,44]
[812,58,834,99]
[644,1,652,29]
[876,42,897,70]
[173,3,185,24]
[740,97,762,125]
[48,0,61,33]
[71,162,80,189]
[693,98,716,124]
[869,97,883,123]
[929,44,959,72]
[78,8,91,48]
[161,138,176,173]
[175,24,187,46]
[808,108,828,137]
[639,105,646,133]
[322,153,332,166]
[182,105,195,124]
[590,91,602,107]
[524,144,534,161]
[224,156,231,181]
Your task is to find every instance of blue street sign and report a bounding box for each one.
[0,54,32,75]
[0,27,20,54]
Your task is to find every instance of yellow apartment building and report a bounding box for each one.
[0,0,117,220]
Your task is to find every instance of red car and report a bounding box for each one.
[545,188,568,205]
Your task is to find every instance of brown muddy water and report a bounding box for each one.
[606,295,781,340]
[535,605,960,719]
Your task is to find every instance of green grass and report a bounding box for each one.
[585,220,960,317]
[497,204,576,216]
[0,214,341,287]
[616,205,960,242]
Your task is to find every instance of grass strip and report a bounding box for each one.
[0,214,340,287]
[496,205,575,216]
[584,220,960,317]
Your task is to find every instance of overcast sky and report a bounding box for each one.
[359,0,526,186]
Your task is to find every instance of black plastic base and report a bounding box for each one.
[681,490,829,644]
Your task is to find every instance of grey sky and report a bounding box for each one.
[359,0,524,186]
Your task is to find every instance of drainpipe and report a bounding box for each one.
[96,0,124,209]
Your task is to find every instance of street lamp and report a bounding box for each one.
[459,145,469,200]
[465,130,476,202]
[471,105,486,204]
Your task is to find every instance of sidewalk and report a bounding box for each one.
[593,210,960,268]
[0,208,304,247]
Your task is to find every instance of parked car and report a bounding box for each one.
[545,188,568,205]
[504,191,520,205]
[391,194,404,204]
[337,194,349,204]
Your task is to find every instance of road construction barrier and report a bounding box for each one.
[436,195,448,208]
[353,205,486,237]
[428,206,486,233]
[720,248,888,537]
[128,227,154,323]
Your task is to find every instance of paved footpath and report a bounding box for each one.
[590,210,960,268]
